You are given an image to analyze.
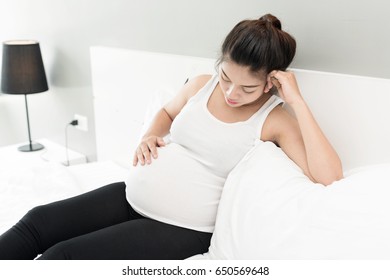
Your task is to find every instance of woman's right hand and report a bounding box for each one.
[133,136,166,166]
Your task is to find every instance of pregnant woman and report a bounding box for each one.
[0,14,342,260]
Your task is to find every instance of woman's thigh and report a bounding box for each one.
[29,182,134,246]
[39,218,212,260]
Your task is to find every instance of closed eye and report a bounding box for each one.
[242,87,256,94]
[220,67,261,92]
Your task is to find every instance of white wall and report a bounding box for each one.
[1,0,389,160]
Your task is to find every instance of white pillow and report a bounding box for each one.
[202,141,390,259]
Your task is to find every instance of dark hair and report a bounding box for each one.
[217,14,296,74]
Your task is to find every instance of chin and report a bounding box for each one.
[227,103,241,108]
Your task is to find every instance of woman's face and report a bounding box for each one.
[218,60,271,107]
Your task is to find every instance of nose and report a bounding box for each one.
[226,84,238,98]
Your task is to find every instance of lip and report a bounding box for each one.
[226,97,238,105]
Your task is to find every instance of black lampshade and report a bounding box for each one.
[1,40,49,152]
[1,40,48,95]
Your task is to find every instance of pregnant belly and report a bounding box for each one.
[125,143,224,232]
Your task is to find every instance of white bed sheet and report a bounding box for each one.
[0,160,128,235]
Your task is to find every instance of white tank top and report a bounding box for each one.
[126,74,283,232]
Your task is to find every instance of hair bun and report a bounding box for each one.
[259,13,282,30]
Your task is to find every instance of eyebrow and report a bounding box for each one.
[221,68,261,88]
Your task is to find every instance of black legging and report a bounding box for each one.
[0,182,212,260]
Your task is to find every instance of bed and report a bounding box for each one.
[1,46,390,260]
[0,147,128,235]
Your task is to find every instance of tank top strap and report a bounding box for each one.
[250,95,284,138]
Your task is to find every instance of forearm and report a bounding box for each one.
[292,100,343,185]
[142,108,173,139]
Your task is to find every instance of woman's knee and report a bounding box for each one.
[23,204,47,222]
[16,205,49,236]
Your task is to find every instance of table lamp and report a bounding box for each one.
[1,40,49,152]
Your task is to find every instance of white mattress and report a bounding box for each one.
[0,160,128,235]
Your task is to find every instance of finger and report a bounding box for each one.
[142,145,152,164]
[268,70,283,89]
[269,70,280,78]
[271,76,282,90]
[136,147,146,166]
[133,153,138,166]
[148,143,158,159]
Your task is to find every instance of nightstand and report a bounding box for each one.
[0,138,87,168]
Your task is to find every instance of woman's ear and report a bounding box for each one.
[264,75,274,93]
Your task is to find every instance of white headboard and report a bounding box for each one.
[90,46,390,171]
[90,46,216,169]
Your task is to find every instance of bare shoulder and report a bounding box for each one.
[183,74,213,99]
[261,104,300,143]
[163,74,212,120]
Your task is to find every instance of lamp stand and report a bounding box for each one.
[18,94,44,152]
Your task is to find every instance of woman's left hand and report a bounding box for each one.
[267,70,304,107]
